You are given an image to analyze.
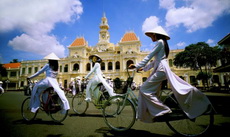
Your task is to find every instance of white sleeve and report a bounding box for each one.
[135,41,163,69]
[85,63,99,79]
[143,60,155,72]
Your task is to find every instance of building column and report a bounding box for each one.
[220,73,225,86]
[105,61,108,72]
[112,61,115,72]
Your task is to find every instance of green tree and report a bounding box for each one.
[0,64,7,77]
[10,59,19,63]
[173,42,221,88]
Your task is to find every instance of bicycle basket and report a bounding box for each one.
[122,77,133,93]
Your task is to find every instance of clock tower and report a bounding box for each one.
[97,13,110,52]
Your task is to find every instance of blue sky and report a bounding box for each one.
[0,0,230,64]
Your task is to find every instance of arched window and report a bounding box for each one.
[116,61,120,70]
[126,60,134,69]
[86,63,90,71]
[101,62,105,70]
[28,67,32,74]
[73,63,79,71]
[34,67,38,73]
[64,64,68,72]
[108,62,113,70]
[169,59,173,67]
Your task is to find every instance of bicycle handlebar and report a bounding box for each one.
[126,68,138,78]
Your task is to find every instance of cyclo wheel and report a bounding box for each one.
[72,93,88,115]
[21,97,37,121]
[103,95,136,132]
[164,94,214,137]
[49,95,69,123]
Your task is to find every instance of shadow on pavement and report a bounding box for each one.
[13,118,64,125]
[95,127,175,137]
[69,113,104,118]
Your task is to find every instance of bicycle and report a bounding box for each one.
[21,79,69,123]
[102,69,214,137]
[64,87,73,98]
[71,80,110,115]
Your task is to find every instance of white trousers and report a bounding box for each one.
[30,78,70,113]
[138,71,171,123]
[85,75,115,100]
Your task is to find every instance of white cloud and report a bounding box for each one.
[8,34,65,57]
[176,42,186,47]
[163,0,230,32]
[0,0,83,57]
[142,16,160,32]
[206,39,215,46]
[159,0,175,10]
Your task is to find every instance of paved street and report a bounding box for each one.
[0,91,230,137]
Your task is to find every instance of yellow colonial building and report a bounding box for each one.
[16,14,221,89]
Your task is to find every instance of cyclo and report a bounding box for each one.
[102,68,214,137]
[21,79,69,123]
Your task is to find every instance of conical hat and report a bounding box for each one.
[44,52,60,60]
[145,26,170,40]
[89,54,102,61]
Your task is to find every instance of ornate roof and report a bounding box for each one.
[121,32,139,42]
[70,37,87,47]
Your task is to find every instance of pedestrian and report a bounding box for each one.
[0,81,4,94]
[81,76,87,92]
[27,52,70,113]
[59,81,64,90]
[85,54,116,102]
[129,26,212,123]
[75,76,82,95]
[69,78,76,96]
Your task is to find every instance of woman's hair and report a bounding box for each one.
[156,34,170,58]
[96,57,102,63]
[92,57,102,67]
[48,60,59,71]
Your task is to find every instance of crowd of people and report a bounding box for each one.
[66,74,138,97]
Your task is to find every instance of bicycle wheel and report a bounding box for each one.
[49,96,69,123]
[103,96,136,132]
[164,95,214,137]
[72,93,88,115]
[21,97,37,121]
